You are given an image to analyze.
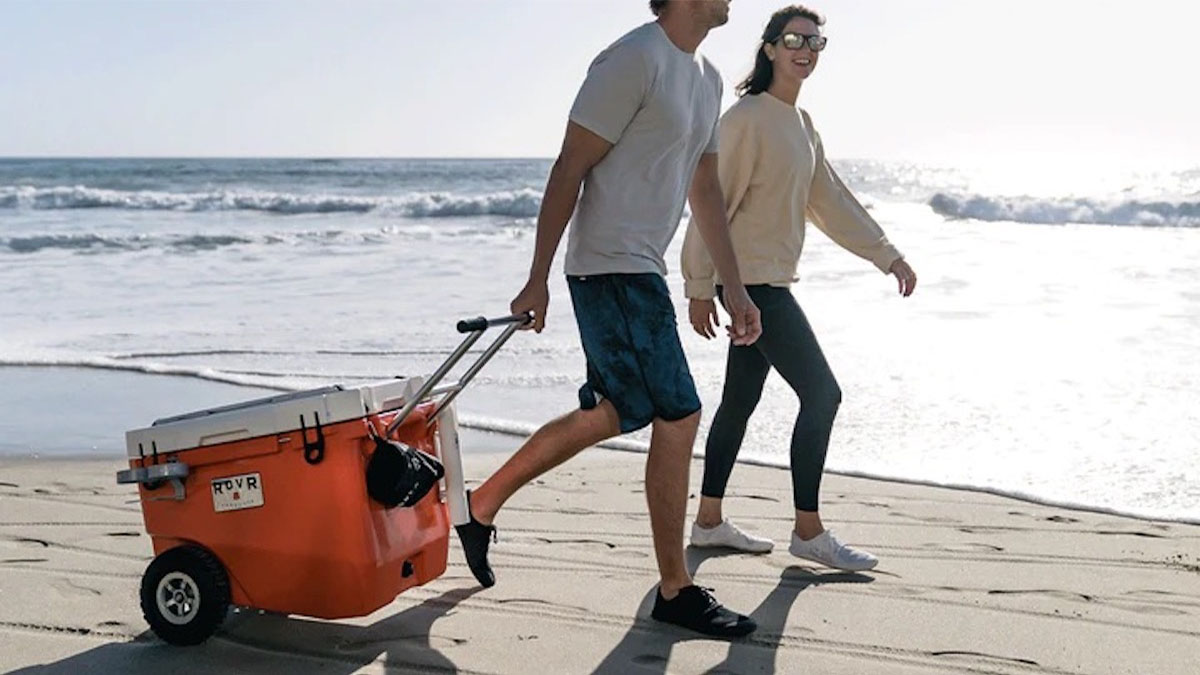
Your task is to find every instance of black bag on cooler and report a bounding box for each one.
[365,428,445,508]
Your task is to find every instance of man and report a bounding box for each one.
[455,0,763,637]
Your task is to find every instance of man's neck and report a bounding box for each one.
[656,15,707,54]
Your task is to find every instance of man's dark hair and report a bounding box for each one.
[649,0,669,16]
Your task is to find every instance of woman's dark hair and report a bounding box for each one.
[736,5,826,97]
[649,0,668,16]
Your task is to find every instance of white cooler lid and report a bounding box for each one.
[124,377,425,458]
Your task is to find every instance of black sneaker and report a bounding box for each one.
[650,585,757,638]
[454,490,497,588]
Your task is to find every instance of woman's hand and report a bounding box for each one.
[688,298,721,339]
[889,258,917,297]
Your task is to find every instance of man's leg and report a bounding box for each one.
[455,400,620,587]
[645,410,701,597]
[470,400,621,524]
[645,409,757,637]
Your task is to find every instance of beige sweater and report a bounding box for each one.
[681,93,902,300]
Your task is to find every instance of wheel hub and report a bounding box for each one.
[157,571,201,625]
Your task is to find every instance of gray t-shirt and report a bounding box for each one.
[565,22,722,277]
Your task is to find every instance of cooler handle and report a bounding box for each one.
[456,313,532,334]
[385,312,531,436]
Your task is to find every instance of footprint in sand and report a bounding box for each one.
[9,537,50,548]
[1097,520,1170,532]
[1108,603,1188,616]
[1123,589,1200,604]
[333,634,467,652]
[534,536,616,550]
[50,578,102,597]
[1094,530,1167,539]
[870,584,934,597]
[495,596,591,615]
[535,482,597,496]
[889,511,962,524]
[534,536,650,559]
[930,651,1039,667]
[957,526,1009,534]
[989,589,1189,616]
[725,492,781,503]
[988,589,1094,603]
[922,542,1005,553]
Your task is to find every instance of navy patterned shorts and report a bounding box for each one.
[566,273,702,433]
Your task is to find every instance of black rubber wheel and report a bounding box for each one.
[139,546,231,646]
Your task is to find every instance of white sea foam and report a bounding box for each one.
[929,192,1200,227]
[0,184,542,218]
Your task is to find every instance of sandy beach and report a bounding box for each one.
[2,425,1197,675]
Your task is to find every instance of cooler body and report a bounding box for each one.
[124,379,450,619]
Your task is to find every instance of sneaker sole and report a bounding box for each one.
[788,550,878,572]
[689,539,774,554]
[650,613,757,638]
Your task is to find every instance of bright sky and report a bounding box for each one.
[2,0,1196,166]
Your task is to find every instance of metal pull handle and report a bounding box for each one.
[385,312,531,436]
[456,312,532,334]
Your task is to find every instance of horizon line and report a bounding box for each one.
[0,155,556,161]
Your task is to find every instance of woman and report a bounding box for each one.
[681,4,917,571]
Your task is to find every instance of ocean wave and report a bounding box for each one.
[6,234,127,253]
[399,190,540,218]
[5,233,258,253]
[929,192,1200,227]
[0,184,542,218]
[2,223,531,254]
[0,356,297,391]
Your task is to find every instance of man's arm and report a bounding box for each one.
[510,121,613,332]
[686,153,762,345]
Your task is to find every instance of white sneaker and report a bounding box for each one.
[789,530,878,571]
[690,519,775,553]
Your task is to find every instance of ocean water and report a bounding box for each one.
[1,157,1197,523]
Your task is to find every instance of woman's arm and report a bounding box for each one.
[802,110,916,295]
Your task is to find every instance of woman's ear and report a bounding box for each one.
[764,43,776,62]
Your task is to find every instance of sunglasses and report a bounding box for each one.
[777,32,828,52]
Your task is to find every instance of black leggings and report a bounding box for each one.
[701,285,841,512]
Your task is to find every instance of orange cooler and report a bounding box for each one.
[119,313,527,645]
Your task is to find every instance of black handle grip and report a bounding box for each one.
[456,312,533,334]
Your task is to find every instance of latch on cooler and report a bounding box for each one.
[299,412,326,465]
